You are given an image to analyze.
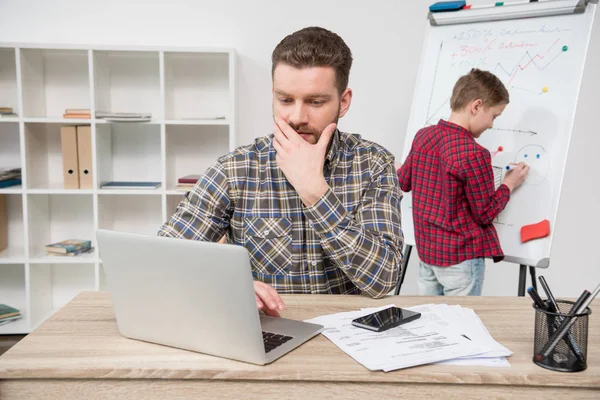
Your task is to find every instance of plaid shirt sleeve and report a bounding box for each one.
[459,148,510,225]
[396,151,413,193]
[302,159,404,299]
[158,161,232,242]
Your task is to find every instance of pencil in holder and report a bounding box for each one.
[532,299,591,372]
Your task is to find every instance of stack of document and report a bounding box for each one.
[305,304,512,372]
[0,167,22,189]
[95,111,152,122]
[0,304,22,326]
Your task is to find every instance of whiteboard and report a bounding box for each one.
[401,4,596,268]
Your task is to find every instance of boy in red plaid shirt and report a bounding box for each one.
[398,69,529,296]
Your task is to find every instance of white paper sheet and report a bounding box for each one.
[306,303,511,371]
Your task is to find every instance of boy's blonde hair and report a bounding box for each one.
[450,68,509,112]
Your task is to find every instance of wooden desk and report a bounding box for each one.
[0,292,598,399]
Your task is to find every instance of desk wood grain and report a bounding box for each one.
[0,292,598,399]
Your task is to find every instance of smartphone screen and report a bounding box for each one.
[351,307,421,332]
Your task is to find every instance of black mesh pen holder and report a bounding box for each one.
[532,300,591,372]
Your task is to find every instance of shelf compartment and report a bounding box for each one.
[0,263,28,334]
[165,125,228,190]
[0,48,18,116]
[20,49,90,118]
[27,194,94,259]
[29,263,95,328]
[94,50,161,119]
[98,194,162,235]
[96,122,162,187]
[24,122,94,190]
[164,52,230,120]
[0,194,25,263]
[0,122,21,180]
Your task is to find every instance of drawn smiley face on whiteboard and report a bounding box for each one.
[513,145,549,186]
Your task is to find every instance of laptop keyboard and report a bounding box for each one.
[262,331,293,353]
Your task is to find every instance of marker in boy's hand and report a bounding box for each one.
[503,162,529,193]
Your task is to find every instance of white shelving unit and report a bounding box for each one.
[0,44,236,334]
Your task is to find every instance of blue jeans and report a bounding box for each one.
[418,258,485,296]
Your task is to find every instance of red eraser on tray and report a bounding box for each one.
[520,219,551,243]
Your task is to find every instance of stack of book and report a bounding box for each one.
[1,193,7,253]
[96,111,152,122]
[176,174,200,191]
[63,108,91,119]
[0,304,22,326]
[45,239,94,257]
[0,168,22,189]
[0,107,17,118]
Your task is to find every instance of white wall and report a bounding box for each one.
[1,0,598,297]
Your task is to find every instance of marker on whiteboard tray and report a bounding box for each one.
[463,0,543,10]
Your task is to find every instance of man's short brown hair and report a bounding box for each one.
[271,26,353,96]
[450,68,509,111]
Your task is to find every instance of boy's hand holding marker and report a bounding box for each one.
[504,162,529,193]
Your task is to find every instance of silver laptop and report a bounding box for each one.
[96,229,324,365]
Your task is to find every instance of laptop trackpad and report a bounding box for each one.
[260,315,323,338]
[260,315,297,335]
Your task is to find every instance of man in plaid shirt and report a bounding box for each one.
[159,27,404,315]
[398,69,529,296]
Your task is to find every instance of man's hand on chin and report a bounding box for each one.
[272,117,335,207]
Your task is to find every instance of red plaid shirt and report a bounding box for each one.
[397,119,510,266]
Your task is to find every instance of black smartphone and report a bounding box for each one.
[351,307,421,332]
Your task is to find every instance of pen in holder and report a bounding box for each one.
[532,300,591,372]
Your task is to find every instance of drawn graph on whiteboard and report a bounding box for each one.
[493,38,565,86]
[424,37,569,133]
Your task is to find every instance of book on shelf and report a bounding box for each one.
[0,107,17,117]
[0,194,6,252]
[0,304,21,320]
[176,184,195,191]
[59,126,93,190]
[178,174,201,184]
[63,108,91,119]
[76,126,94,189]
[95,111,152,122]
[63,113,91,119]
[0,179,21,189]
[65,109,90,114]
[0,167,21,181]
[0,315,22,326]
[100,181,161,189]
[176,175,199,191]
[181,116,226,120]
[61,126,80,189]
[0,167,21,193]
[45,239,92,254]
[48,246,95,257]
